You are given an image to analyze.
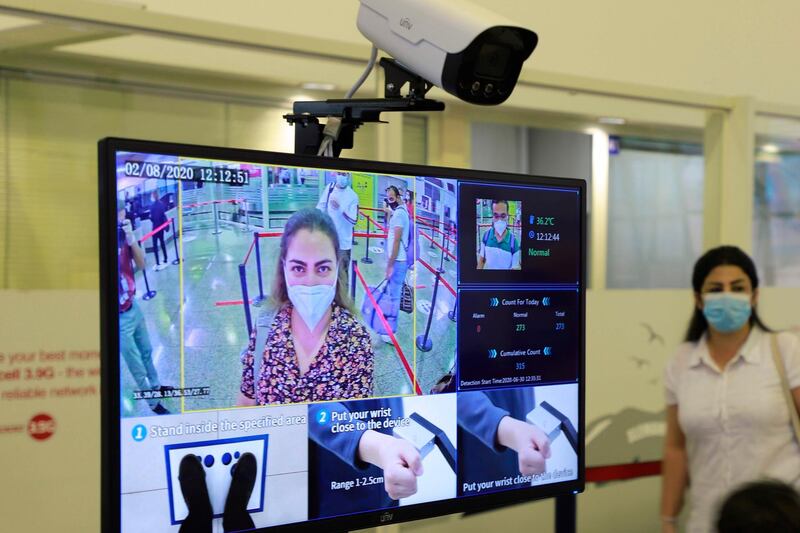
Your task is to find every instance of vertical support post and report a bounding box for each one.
[361,216,374,264]
[212,201,222,235]
[703,98,756,252]
[437,233,446,273]
[590,130,609,290]
[138,241,157,300]
[253,232,265,305]
[170,218,181,265]
[443,226,451,263]
[350,259,357,301]
[238,263,253,335]
[555,494,577,533]
[415,270,439,352]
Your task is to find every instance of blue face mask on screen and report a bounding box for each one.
[703,292,752,333]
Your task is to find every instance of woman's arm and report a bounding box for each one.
[340,324,374,398]
[660,405,688,533]
[238,329,259,406]
[237,392,256,406]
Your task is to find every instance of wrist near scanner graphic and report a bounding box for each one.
[393,412,457,473]
[526,401,578,455]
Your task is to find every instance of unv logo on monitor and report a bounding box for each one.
[380,512,394,523]
[399,17,413,30]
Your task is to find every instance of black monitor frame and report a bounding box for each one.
[99,137,586,533]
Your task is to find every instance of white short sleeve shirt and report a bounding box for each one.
[664,328,800,533]
[387,206,409,263]
[316,184,359,251]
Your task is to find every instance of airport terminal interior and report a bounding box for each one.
[0,1,799,533]
[119,171,458,417]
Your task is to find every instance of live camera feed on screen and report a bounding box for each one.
[113,150,582,531]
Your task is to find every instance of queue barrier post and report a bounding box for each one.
[138,241,157,301]
[253,232,265,306]
[555,494,577,533]
[437,232,447,273]
[238,264,253,335]
[442,227,451,263]
[240,200,250,232]
[361,215,374,264]
[416,270,440,352]
[448,295,457,322]
[212,201,222,235]
[170,218,181,265]
[350,259,357,301]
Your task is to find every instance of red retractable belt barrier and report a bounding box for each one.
[353,263,422,395]
[586,461,662,483]
[139,218,172,242]
[417,258,456,297]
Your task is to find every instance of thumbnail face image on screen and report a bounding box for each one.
[108,146,583,532]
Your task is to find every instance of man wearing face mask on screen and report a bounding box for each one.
[238,208,374,405]
[477,199,520,270]
[380,185,411,344]
[317,171,359,270]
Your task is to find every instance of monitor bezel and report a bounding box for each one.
[99,137,587,533]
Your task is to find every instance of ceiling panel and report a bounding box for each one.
[129,0,366,45]
[58,34,377,91]
[0,13,39,31]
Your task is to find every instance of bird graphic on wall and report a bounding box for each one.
[640,323,664,345]
[630,356,650,369]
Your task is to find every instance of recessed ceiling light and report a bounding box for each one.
[301,82,337,91]
[598,117,626,125]
[761,144,780,154]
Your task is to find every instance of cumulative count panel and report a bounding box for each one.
[457,289,579,390]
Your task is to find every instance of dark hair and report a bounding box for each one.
[685,245,770,342]
[716,480,800,533]
[386,185,400,198]
[271,208,353,312]
[492,199,509,210]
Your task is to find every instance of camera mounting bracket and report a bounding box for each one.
[284,58,445,157]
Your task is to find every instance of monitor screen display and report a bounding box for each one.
[99,139,585,532]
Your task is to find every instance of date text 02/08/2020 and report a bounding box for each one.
[123,161,250,185]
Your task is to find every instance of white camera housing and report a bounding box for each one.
[357,0,537,105]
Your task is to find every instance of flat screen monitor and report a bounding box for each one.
[99,138,586,532]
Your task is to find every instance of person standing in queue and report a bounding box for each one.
[118,198,169,415]
[661,245,800,533]
[316,172,359,270]
[238,208,374,405]
[404,189,417,270]
[148,191,169,271]
[381,185,410,344]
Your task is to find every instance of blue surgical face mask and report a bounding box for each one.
[703,292,752,333]
[335,175,348,188]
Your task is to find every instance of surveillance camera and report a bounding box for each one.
[357,0,537,105]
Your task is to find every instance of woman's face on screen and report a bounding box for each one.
[284,229,338,287]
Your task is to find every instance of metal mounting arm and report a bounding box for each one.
[284,58,445,157]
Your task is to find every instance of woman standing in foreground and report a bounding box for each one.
[660,246,800,533]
